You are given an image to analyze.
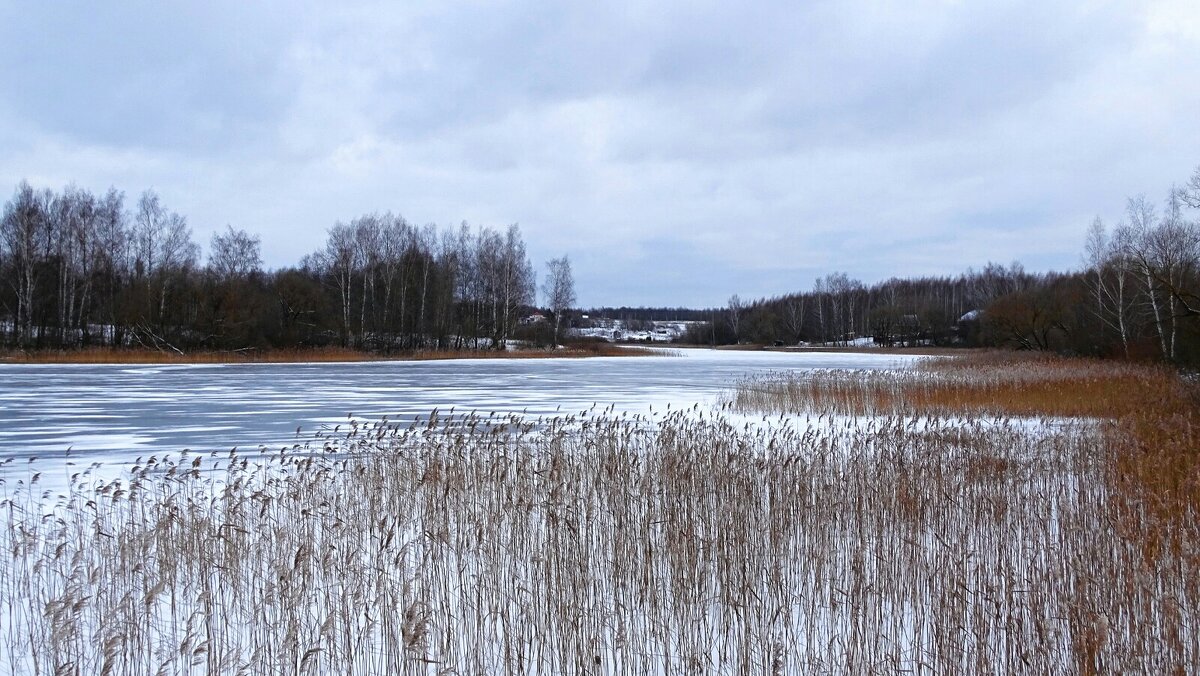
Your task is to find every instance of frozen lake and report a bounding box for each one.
[0,349,917,466]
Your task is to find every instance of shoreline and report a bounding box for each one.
[0,342,969,365]
[671,343,970,357]
[0,344,668,365]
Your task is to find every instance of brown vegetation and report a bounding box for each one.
[730,350,1185,419]
[2,353,1196,672]
[731,350,1200,511]
[731,351,1200,671]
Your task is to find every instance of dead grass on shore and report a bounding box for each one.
[0,343,664,365]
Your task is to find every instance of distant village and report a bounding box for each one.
[520,312,693,343]
[569,316,695,343]
[518,310,977,348]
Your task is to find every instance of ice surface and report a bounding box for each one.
[0,349,918,467]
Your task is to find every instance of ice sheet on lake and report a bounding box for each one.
[0,349,920,468]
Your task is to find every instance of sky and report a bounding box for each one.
[1,1,1198,308]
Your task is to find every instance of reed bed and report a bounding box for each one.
[729,352,1200,515]
[728,352,1184,419]
[3,399,1198,673]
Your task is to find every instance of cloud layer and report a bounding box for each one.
[2,0,1198,306]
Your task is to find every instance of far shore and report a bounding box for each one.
[671,343,969,357]
[0,342,974,365]
[0,343,670,365]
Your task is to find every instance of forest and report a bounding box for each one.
[0,182,548,353]
[691,165,1200,366]
[3,163,1200,364]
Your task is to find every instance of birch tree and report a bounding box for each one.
[1126,195,1172,358]
[94,188,128,346]
[542,255,576,347]
[132,190,198,331]
[727,294,743,343]
[781,294,806,344]
[494,225,534,349]
[0,182,51,345]
[323,222,359,347]
[1084,217,1134,357]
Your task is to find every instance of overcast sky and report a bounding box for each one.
[1,1,1198,307]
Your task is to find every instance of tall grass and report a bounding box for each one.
[3,387,1198,672]
[729,352,1200,516]
[729,351,1184,419]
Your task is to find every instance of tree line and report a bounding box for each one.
[0,180,579,353]
[693,164,1200,366]
[6,163,1198,363]
[690,264,1030,348]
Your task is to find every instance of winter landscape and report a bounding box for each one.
[3,1,1200,674]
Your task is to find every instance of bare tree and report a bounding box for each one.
[781,294,806,344]
[208,226,263,280]
[966,261,1028,310]
[1182,164,1200,209]
[94,188,128,346]
[132,190,199,329]
[1084,217,1134,357]
[48,185,99,346]
[495,224,535,349]
[133,190,165,278]
[0,182,51,345]
[376,214,410,337]
[1138,192,1200,358]
[727,294,743,343]
[542,255,576,347]
[431,226,463,347]
[1126,194,1172,358]
[813,278,827,342]
[983,278,1072,351]
[415,223,438,346]
[342,216,378,344]
[322,222,360,347]
[820,272,862,345]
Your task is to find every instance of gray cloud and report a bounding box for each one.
[0,2,293,153]
[1,0,1198,307]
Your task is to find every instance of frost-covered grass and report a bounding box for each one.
[3,389,1199,673]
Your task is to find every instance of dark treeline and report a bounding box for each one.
[693,164,1200,366]
[0,181,543,353]
[689,265,1028,347]
[6,164,1200,363]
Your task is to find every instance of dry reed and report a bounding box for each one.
[728,351,1183,419]
[3,383,1198,672]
